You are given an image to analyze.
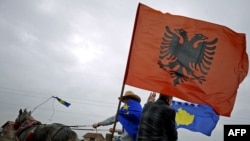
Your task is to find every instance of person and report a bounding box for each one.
[92,91,142,141]
[137,92,178,141]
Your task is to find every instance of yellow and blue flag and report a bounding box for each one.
[118,100,142,141]
[171,100,219,136]
[52,96,71,107]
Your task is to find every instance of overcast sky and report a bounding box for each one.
[0,0,249,141]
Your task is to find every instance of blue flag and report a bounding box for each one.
[53,96,71,107]
[118,100,142,141]
[171,100,219,136]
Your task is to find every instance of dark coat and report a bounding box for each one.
[137,99,178,141]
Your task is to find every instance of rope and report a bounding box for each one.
[65,125,92,128]
[68,125,109,133]
[71,128,109,131]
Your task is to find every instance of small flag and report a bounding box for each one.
[171,100,219,136]
[52,96,71,107]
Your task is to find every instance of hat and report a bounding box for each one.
[119,91,141,103]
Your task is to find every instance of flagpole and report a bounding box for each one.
[31,96,53,114]
[110,3,141,140]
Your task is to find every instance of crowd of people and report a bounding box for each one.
[92,91,178,141]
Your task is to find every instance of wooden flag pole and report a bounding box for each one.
[111,84,125,140]
[110,4,141,140]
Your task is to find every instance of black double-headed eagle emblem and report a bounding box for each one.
[158,26,218,85]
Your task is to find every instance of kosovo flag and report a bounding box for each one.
[118,100,142,141]
[171,100,219,136]
[52,96,71,107]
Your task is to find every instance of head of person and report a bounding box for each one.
[119,91,141,103]
[159,93,173,106]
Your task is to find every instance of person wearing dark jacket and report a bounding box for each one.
[137,92,178,141]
